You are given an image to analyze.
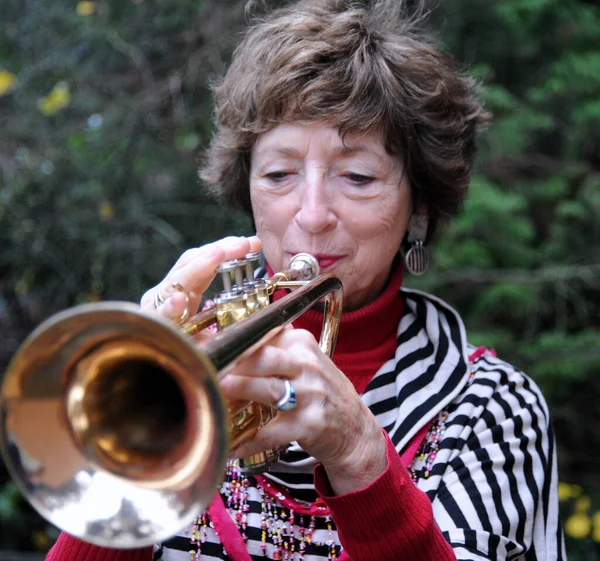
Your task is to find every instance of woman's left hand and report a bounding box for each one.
[220,328,387,495]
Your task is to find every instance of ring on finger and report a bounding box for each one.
[172,283,190,326]
[275,379,297,412]
[154,287,167,308]
[153,282,191,326]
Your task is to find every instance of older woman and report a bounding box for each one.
[46,0,565,560]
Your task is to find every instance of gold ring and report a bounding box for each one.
[154,288,167,308]
[172,283,190,326]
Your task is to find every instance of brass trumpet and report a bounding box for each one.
[0,253,343,549]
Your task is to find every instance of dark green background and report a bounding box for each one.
[1,0,599,558]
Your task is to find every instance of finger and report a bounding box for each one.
[229,439,267,461]
[140,290,188,323]
[139,236,262,311]
[220,373,292,406]
[140,246,224,309]
[261,327,318,350]
[172,235,261,271]
[230,416,301,460]
[231,344,306,380]
[159,235,262,307]
[139,246,224,316]
[245,235,263,255]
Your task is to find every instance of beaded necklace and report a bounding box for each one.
[407,346,495,483]
[188,409,446,561]
[189,461,342,561]
[408,409,449,483]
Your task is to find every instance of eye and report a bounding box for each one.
[265,171,292,182]
[344,173,375,186]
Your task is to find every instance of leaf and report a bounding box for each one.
[472,282,537,322]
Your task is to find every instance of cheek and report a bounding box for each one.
[377,187,411,245]
[250,188,293,268]
[250,187,273,233]
[253,192,292,233]
[348,195,409,248]
[345,194,410,283]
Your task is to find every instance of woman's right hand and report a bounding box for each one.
[139,235,262,323]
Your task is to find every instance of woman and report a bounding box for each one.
[46,0,565,559]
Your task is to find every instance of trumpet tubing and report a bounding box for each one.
[0,253,342,549]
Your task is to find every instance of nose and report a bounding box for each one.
[295,169,337,234]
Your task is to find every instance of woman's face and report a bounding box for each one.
[250,123,412,310]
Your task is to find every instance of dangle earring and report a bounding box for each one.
[404,214,430,276]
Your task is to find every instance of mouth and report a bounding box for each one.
[290,252,344,271]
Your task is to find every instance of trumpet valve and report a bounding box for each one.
[216,260,238,293]
[242,279,269,314]
[214,290,248,330]
[243,252,260,282]
[216,252,261,294]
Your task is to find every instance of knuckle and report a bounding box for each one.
[255,428,275,449]
[303,406,325,433]
[310,378,328,400]
[252,348,271,372]
[219,236,242,247]
[294,329,317,345]
[292,347,319,371]
[231,379,250,398]
[177,248,197,264]
[221,375,251,399]
[268,377,284,403]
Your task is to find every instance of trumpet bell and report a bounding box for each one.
[0,302,228,549]
[0,253,343,550]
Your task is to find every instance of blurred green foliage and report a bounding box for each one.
[0,0,599,558]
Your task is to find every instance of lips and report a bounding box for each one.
[290,252,343,271]
[316,256,342,270]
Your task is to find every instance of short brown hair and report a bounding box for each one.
[200,0,490,241]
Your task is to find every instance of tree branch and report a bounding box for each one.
[423,263,600,287]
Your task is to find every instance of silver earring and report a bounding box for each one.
[405,214,430,276]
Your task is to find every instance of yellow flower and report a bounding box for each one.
[0,70,17,97]
[575,496,592,513]
[569,484,583,498]
[98,201,115,220]
[558,482,573,502]
[565,512,592,539]
[38,82,71,116]
[76,1,96,16]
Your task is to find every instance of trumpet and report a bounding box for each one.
[0,253,343,549]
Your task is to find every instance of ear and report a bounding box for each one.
[414,201,428,215]
[405,213,430,276]
[407,214,428,245]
